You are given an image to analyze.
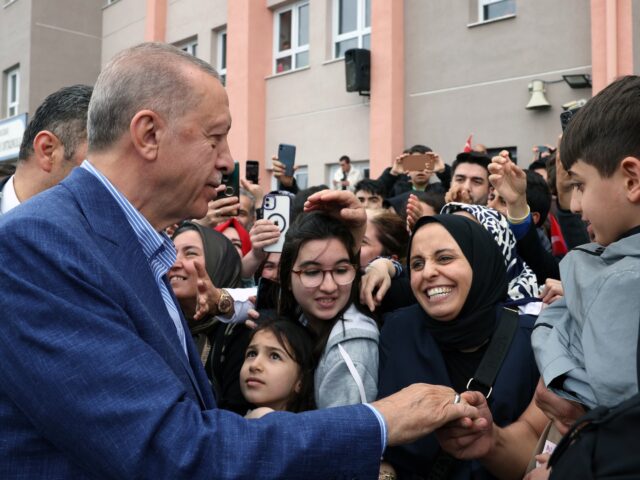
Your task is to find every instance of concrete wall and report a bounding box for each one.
[0,0,32,118]
[404,0,593,164]
[29,0,102,112]
[101,0,146,66]
[264,0,370,186]
[634,0,640,74]
[166,0,227,64]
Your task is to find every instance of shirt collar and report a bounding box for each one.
[0,175,21,214]
[81,161,176,270]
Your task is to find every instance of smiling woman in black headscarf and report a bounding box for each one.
[170,221,250,414]
[377,215,540,480]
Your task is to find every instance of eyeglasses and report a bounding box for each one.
[291,264,357,288]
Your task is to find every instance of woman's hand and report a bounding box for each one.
[249,219,281,258]
[406,194,424,233]
[184,260,220,321]
[534,379,585,435]
[435,391,494,460]
[539,278,564,305]
[193,185,240,228]
[240,177,264,208]
[488,151,529,219]
[360,258,395,311]
[523,455,551,480]
[445,183,473,204]
[272,156,298,187]
[245,407,275,419]
[391,153,408,176]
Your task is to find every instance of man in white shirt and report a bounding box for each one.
[0,84,92,215]
[332,155,362,192]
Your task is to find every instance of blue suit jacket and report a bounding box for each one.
[0,168,381,479]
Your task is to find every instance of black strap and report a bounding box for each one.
[466,307,520,398]
[425,307,520,480]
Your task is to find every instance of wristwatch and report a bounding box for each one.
[216,289,234,315]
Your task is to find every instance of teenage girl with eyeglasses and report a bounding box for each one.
[276,211,379,409]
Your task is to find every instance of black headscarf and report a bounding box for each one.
[407,215,508,351]
[172,221,242,332]
[173,221,242,290]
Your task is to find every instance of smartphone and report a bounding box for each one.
[403,153,434,172]
[278,144,296,176]
[246,160,259,184]
[256,277,279,311]
[262,192,291,253]
[561,108,581,132]
[536,146,550,161]
[221,161,240,198]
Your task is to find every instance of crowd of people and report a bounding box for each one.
[0,41,638,479]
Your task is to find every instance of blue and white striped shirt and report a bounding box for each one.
[81,161,187,355]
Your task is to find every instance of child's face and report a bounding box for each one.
[240,330,302,411]
[290,238,354,327]
[568,160,634,246]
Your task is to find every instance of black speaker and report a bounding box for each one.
[345,48,370,93]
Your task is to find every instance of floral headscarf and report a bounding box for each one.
[440,202,539,299]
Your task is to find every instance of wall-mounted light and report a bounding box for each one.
[562,74,591,89]
[526,80,551,110]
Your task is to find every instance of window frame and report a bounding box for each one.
[178,38,198,57]
[217,29,227,85]
[477,0,515,23]
[332,0,371,60]
[6,67,19,118]
[272,1,310,75]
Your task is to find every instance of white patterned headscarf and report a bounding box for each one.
[440,202,539,300]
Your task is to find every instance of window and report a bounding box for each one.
[217,30,227,85]
[294,165,308,190]
[333,0,370,59]
[273,1,309,74]
[179,39,198,57]
[478,0,515,22]
[5,67,19,118]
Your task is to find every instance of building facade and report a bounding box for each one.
[0,0,102,174]
[1,0,637,187]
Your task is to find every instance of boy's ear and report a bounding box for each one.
[621,157,640,203]
[532,211,541,226]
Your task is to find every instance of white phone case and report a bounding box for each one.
[263,194,291,253]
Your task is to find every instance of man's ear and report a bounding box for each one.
[32,130,62,173]
[130,110,163,161]
[621,157,640,203]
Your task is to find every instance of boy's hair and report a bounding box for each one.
[354,179,386,197]
[561,75,640,177]
[451,152,491,176]
[291,185,328,221]
[525,170,552,227]
[248,320,316,413]
[410,190,446,216]
[406,144,432,154]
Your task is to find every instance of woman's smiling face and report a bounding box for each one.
[290,238,353,327]
[409,222,473,321]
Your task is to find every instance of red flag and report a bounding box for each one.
[548,213,568,257]
[463,134,473,153]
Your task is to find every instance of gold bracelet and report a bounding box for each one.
[506,205,530,225]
